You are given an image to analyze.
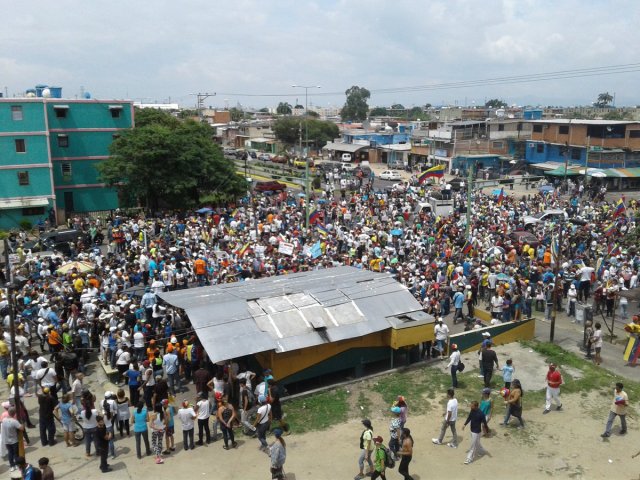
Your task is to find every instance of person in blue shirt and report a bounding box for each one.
[453,287,465,324]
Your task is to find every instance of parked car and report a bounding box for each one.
[508,231,539,252]
[22,229,101,255]
[341,162,357,172]
[379,170,402,181]
[293,158,315,168]
[271,155,288,164]
[318,162,337,173]
[523,209,568,229]
[254,181,287,193]
[223,147,237,156]
[258,153,272,162]
[354,165,372,177]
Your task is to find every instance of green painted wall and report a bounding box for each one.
[55,186,118,212]
[0,101,46,132]
[46,102,132,130]
[50,130,117,159]
[0,167,52,198]
[52,159,103,185]
[0,135,50,166]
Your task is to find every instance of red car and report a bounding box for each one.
[254,181,287,192]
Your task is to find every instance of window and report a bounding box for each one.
[571,149,581,160]
[61,162,72,180]
[11,106,23,121]
[17,171,29,186]
[15,139,26,153]
[498,124,505,131]
[57,134,69,148]
[559,125,569,135]
[109,105,123,118]
[492,141,504,149]
[630,130,640,138]
[536,143,544,153]
[533,124,543,133]
[22,207,45,216]
[53,105,69,118]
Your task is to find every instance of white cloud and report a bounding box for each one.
[2,0,639,107]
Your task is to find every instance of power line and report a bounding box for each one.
[210,62,640,98]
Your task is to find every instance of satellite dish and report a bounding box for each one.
[42,88,51,98]
[26,92,36,98]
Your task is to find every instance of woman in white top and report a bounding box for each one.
[79,405,99,457]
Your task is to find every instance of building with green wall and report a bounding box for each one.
[0,95,133,230]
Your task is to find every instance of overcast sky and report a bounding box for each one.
[3,0,639,109]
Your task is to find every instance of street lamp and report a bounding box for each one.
[292,84,321,230]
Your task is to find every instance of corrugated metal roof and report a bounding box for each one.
[322,142,366,152]
[158,266,431,363]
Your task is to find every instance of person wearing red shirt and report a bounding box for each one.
[543,363,563,414]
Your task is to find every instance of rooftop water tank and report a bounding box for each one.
[49,87,62,98]
[35,84,48,97]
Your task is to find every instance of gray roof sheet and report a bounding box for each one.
[158,266,431,363]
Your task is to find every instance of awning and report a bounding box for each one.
[546,166,581,176]
[379,144,411,152]
[602,167,640,178]
[0,197,50,210]
[108,105,123,110]
[53,105,69,109]
[322,142,366,153]
[528,162,564,171]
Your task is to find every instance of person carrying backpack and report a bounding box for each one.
[371,436,392,480]
[16,456,42,480]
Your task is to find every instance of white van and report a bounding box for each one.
[341,153,352,162]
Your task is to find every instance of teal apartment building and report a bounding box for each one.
[0,91,133,230]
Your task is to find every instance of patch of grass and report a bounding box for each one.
[372,367,451,415]
[523,340,640,414]
[357,391,373,418]
[285,388,349,434]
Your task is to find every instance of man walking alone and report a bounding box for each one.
[543,363,563,414]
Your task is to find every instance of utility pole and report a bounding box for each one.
[292,84,321,230]
[192,92,216,122]
[549,223,564,342]
[465,159,474,238]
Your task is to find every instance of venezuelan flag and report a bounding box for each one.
[461,239,473,255]
[613,199,626,218]
[316,222,329,237]
[603,222,616,236]
[309,209,322,225]
[235,242,250,257]
[418,164,445,184]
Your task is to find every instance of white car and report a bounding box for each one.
[523,209,568,228]
[380,170,402,181]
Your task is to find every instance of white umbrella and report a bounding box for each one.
[486,246,505,257]
[591,171,607,178]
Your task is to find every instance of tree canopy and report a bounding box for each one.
[99,108,245,209]
[272,116,339,149]
[370,107,388,116]
[276,102,292,115]
[340,85,370,122]
[595,92,614,107]
[485,98,507,109]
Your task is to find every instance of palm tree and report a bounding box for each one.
[596,92,614,107]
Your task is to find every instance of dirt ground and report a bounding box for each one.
[8,343,639,480]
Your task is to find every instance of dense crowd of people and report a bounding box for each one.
[0,169,638,477]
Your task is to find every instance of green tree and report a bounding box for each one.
[370,107,389,116]
[276,102,292,115]
[485,98,507,108]
[340,85,371,121]
[99,110,245,209]
[307,110,320,118]
[177,109,198,119]
[602,110,630,120]
[595,92,614,107]
[390,103,405,111]
[408,106,427,120]
[259,107,269,113]
[273,116,339,149]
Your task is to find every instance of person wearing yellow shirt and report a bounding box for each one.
[73,276,85,294]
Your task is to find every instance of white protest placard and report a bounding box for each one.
[278,242,294,256]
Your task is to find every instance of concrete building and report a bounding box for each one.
[0,92,133,229]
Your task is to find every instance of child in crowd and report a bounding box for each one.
[501,359,514,389]
[479,388,493,436]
